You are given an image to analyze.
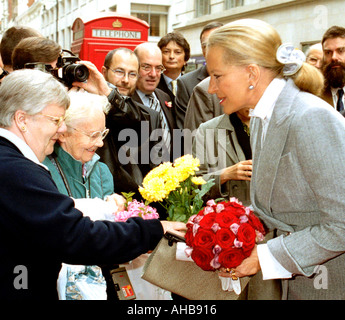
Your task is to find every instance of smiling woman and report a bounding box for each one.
[43,90,112,198]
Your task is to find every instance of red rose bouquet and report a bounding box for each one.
[185,198,266,272]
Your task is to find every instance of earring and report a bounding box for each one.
[249,85,254,90]
[21,126,27,132]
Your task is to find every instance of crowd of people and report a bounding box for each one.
[0,19,345,301]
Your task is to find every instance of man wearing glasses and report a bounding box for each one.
[99,48,164,203]
[132,42,178,162]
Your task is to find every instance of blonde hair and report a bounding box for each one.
[65,90,110,129]
[207,19,324,96]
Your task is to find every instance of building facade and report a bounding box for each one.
[1,0,344,67]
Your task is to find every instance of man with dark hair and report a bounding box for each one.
[0,25,41,81]
[175,22,223,129]
[157,32,190,103]
[98,47,163,201]
[12,37,61,70]
[321,26,345,114]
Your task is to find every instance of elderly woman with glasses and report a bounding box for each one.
[0,69,186,301]
[43,90,115,201]
[43,89,127,300]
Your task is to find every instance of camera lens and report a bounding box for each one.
[63,64,89,84]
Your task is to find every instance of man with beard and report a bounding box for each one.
[321,26,345,115]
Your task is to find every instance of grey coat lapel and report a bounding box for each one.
[217,114,245,165]
[252,79,298,219]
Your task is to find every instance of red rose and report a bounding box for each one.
[247,213,266,235]
[194,229,216,248]
[215,211,239,228]
[199,212,216,229]
[218,247,245,269]
[215,228,236,249]
[191,247,215,271]
[237,223,256,252]
[185,226,194,247]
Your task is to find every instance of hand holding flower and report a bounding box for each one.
[105,193,127,212]
[219,245,261,278]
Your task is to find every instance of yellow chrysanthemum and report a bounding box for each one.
[140,177,169,202]
[191,176,206,185]
[144,162,173,181]
[173,155,200,182]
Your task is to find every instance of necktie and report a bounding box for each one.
[171,80,177,96]
[146,94,171,153]
[337,88,344,112]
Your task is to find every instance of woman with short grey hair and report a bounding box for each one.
[0,69,186,300]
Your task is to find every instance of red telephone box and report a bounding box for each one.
[71,13,149,71]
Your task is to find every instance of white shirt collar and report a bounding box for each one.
[331,86,345,107]
[0,128,48,169]
[250,77,287,122]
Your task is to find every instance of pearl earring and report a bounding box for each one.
[249,85,254,90]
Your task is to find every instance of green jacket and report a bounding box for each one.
[43,144,114,199]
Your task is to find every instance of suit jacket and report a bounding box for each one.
[250,79,345,299]
[97,88,162,200]
[132,88,180,160]
[175,65,209,129]
[184,77,224,132]
[192,114,250,204]
[157,76,176,107]
[0,137,163,300]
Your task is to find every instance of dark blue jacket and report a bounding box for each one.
[0,137,163,300]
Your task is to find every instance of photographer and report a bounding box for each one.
[12,36,61,70]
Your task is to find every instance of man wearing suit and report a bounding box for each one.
[133,43,180,161]
[175,22,223,129]
[98,48,162,200]
[184,77,224,132]
[157,32,190,106]
[321,26,345,114]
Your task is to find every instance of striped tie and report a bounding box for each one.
[147,94,171,153]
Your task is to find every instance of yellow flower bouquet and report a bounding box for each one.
[139,154,215,223]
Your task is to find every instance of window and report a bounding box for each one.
[131,4,168,38]
[195,0,210,17]
[225,0,244,9]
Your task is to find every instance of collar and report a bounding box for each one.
[0,128,48,169]
[331,86,345,96]
[163,73,181,84]
[250,78,287,122]
[54,143,100,179]
[136,89,158,107]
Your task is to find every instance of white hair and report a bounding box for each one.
[0,69,69,128]
[64,90,110,129]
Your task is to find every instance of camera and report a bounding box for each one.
[25,50,89,87]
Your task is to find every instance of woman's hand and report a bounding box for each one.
[220,159,252,184]
[160,221,187,238]
[105,193,127,212]
[219,245,261,278]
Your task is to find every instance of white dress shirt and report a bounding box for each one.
[331,86,345,108]
[250,78,293,280]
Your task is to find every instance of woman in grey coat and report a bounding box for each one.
[207,19,345,299]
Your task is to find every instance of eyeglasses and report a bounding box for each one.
[140,64,166,74]
[40,114,66,127]
[107,68,138,80]
[71,127,109,142]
